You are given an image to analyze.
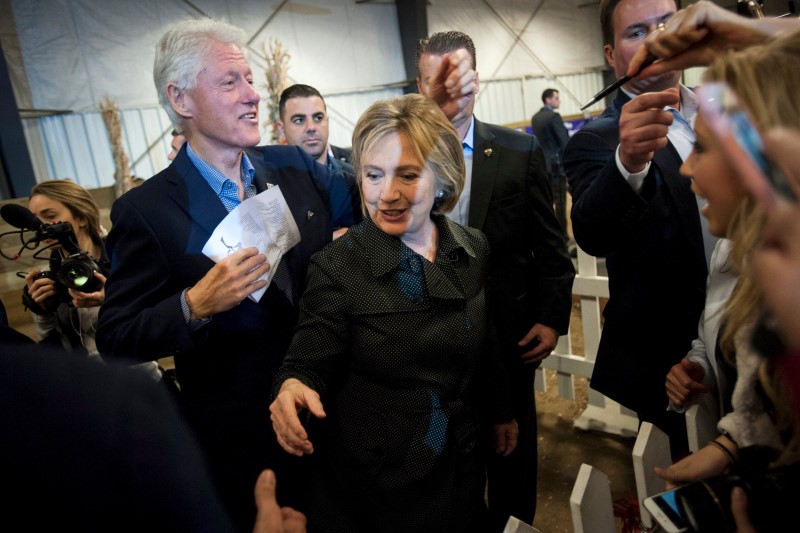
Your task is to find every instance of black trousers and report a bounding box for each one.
[550,171,568,233]
[485,361,539,531]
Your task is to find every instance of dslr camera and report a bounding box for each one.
[30,219,103,293]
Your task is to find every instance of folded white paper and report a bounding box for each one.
[202,186,301,302]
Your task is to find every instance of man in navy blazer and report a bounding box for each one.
[417,31,575,531]
[563,0,715,459]
[96,19,355,531]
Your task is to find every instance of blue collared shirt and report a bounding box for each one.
[186,143,257,212]
[447,117,474,227]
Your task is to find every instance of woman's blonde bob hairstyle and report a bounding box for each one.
[351,93,465,217]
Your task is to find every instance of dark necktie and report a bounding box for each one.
[272,257,294,304]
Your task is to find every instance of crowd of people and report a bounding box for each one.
[2,0,800,531]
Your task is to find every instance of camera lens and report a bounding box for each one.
[64,266,91,288]
[57,255,101,293]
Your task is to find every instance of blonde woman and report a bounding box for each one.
[270,94,516,532]
[656,30,800,498]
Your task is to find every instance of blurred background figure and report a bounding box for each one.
[0,298,306,533]
[531,88,570,232]
[168,129,186,161]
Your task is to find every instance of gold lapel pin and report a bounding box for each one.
[484,148,493,157]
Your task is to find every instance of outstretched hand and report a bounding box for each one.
[628,0,781,79]
[270,378,327,456]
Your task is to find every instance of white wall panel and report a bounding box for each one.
[475,78,526,128]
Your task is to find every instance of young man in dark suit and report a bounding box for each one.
[531,88,571,230]
[562,0,717,459]
[417,30,575,531]
[96,18,356,531]
[277,83,352,170]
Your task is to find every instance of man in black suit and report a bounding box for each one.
[563,0,716,459]
[96,18,356,531]
[531,88,570,231]
[416,31,575,531]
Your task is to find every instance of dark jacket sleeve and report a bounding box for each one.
[524,138,575,334]
[563,125,649,258]
[96,193,200,362]
[271,246,350,400]
[307,156,361,228]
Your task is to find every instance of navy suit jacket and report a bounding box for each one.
[96,143,353,527]
[531,107,570,174]
[563,91,708,414]
[470,119,574,357]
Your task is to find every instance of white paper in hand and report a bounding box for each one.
[202,186,301,302]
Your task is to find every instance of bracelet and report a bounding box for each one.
[710,439,737,467]
[185,288,208,321]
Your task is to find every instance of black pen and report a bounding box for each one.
[580,54,659,111]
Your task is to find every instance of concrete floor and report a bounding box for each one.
[532,382,637,532]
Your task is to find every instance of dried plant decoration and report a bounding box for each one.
[261,38,291,145]
[98,98,134,198]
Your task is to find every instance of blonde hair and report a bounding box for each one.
[705,29,800,464]
[351,93,465,217]
[30,179,103,240]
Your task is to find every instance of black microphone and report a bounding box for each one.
[0,203,42,231]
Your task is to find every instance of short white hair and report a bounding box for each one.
[153,18,248,133]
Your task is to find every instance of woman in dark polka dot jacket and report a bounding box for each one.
[270,93,517,532]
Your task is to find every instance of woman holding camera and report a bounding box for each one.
[23,179,109,359]
[22,180,161,377]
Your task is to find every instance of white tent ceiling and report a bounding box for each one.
[8,0,605,113]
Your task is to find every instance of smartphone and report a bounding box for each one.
[643,487,691,533]
[696,81,795,207]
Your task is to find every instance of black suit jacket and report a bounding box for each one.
[563,91,709,414]
[330,144,352,166]
[470,119,574,356]
[273,215,509,530]
[531,107,570,174]
[96,144,349,528]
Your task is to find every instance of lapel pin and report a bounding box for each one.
[266,182,276,189]
[307,211,314,220]
[484,148,493,157]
